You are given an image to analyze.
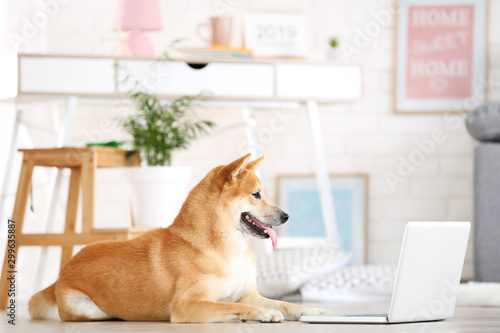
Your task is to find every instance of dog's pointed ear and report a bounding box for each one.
[221,153,251,183]
[246,156,265,172]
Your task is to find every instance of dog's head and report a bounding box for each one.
[218,154,289,250]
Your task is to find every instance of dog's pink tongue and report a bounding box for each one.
[263,226,277,250]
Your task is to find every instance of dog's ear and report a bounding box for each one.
[246,156,265,172]
[221,153,251,183]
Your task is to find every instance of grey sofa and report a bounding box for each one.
[466,102,500,282]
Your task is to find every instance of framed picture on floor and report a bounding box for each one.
[394,0,489,114]
[276,174,369,264]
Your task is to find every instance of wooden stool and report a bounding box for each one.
[0,147,148,308]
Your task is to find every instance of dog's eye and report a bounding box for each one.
[252,192,261,199]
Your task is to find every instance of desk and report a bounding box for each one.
[16,53,362,102]
[2,53,363,275]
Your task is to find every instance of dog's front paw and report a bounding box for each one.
[240,308,284,323]
[258,309,285,323]
[300,307,330,317]
[279,306,330,321]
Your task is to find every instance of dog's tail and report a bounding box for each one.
[29,282,60,320]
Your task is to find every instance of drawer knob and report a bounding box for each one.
[186,63,209,70]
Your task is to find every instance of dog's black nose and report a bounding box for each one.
[281,213,289,223]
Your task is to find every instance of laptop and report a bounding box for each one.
[300,221,470,324]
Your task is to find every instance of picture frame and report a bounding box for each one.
[394,0,489,114]
[276,174,369,264]
[244,12,308,58]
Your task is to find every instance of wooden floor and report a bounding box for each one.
[2,302,500,333]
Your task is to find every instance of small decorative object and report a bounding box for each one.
[86,141,122,148]
[276,174,368,264]
[394,0,488,113]
[196,16,233,47]
[113,0,162,56]
[245,12,308,58]
[122,92,215,228]
[326,37,339,60]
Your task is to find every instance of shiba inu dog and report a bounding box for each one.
[29,154,328,323]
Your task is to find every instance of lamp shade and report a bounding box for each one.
[114,0,162,31]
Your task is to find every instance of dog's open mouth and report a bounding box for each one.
[240,213,278,250]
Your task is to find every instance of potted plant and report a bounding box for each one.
[327,37,339,60]
[123,91,215,228]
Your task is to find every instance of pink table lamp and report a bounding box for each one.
[114,0,162,56]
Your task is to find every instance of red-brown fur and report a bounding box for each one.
[29,154,328,322]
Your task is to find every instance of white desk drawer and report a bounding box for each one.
[276,64,362,100]
[17,55,363,102]
[19,57,116,94]
[118,61,275,98]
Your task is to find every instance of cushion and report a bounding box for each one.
[466,102,500,142]
[474,143,500,282]
[300,265,396,302]
[256,247,352,299]
[457,282,500,307]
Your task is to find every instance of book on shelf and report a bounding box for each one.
[175,45,253,60]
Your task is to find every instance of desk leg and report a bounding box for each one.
[243,108,264,178]
[81,151,96,234]
[31,168,63,295]
[0,155,35,309]
[59,96,78,146]
[243,109,262,153]
[33,96,78,293]
[243,108,268,255]
[0,109,22,226]
[60,167,81,269]
[306,100,341,247]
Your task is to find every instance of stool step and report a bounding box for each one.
[91,227,155,234]
[18,228,152,246]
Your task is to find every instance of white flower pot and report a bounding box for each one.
[326,48,339,60]
[127,166,192,228]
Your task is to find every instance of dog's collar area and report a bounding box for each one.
[240,213,278,250]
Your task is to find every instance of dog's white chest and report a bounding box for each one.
[207,233,256,303]
[216,255,255,303]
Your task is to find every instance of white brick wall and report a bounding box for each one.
[4,0,500,301]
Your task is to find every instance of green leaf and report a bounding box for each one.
[120,39,217,166]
